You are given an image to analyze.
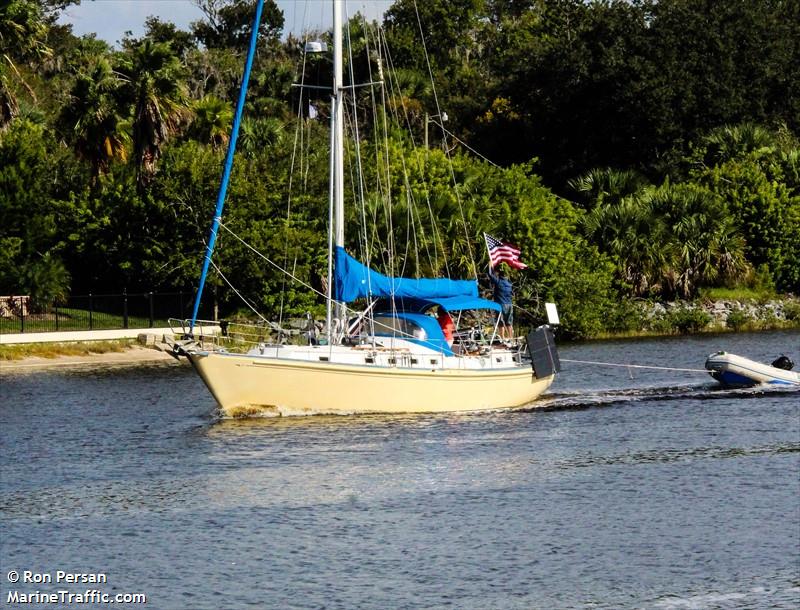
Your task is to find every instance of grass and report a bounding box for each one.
[0,340,136,361]
[698,286,776,302]
[0,307,173,334]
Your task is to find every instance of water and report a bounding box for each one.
[1,330,798,609]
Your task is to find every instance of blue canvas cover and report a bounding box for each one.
[334,247,478,303]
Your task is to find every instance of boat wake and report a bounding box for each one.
[219,404,362,419]
[523,382,799,411]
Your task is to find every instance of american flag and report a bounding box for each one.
[484,233,528,269]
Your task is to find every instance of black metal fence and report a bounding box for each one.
[0,291,211,334]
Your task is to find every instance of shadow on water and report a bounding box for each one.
[205,409,454,436]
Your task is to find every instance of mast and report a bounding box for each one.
[325,97,335,343]
[332,0,346,336]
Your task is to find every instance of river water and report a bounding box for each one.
[1,330,798,609]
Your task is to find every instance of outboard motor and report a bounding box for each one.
[771,355,794,371]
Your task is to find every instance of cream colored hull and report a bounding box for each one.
[188,351,554,416]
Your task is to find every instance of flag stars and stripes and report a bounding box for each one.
[484,233,528,269]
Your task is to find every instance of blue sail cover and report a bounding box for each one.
[334,247,478,303]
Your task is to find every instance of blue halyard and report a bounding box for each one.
[189,0,265,333]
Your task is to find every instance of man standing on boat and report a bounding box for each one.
[484,233,528,341]
[488,266,514,340]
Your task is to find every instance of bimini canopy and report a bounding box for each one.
[334,247,478,303]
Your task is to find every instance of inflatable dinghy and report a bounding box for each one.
[705,352,800,387]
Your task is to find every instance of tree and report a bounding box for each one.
[117,39,189,189]
[580,178,749,299]
[0,119,83,299]
[192,0,284,50]
[0,0,52,127]
[141,16,196,58]
[238,116,283,155]
[582,194,672,297]
[701,154,800,293]
[383,0,484,73]
[188,94,232,149]
[58,56,128,181]
[23,251,70,309]
[568,167,648,210]
[643,183,748,299]
[700,123,779,167]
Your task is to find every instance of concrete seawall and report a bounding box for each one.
[0,325,221,345]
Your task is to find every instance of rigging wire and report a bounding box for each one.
[216,220,376,331]
[412,0,478,280]
[374,27,439,279]
[215,220,436,346]
[378,23,449,279]
[278,6,313,333]
[432,120,501,168]
[219,221,327,299]
[342,21,379,341]
[209,259,277,329]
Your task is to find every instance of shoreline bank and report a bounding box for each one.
[0,345,180,371]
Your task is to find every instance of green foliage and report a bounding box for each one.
[667,307,711,335]
[116,38,189,189]
[580,179,749,299]
[192,0,284,50]
[700,285,774,303]
[188,95,233,148]
[57,55,128,180]
[23,252,70,309]
[697,143,800,293]
[568,168,648,210]
[0,119,82,297]
[784,301,800,323]
[603,299,647,335]
[725,309,752,332]
[0,0,52,127]
[542,245,619,340]
[0,0,51,60]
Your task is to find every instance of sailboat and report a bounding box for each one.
[172,0,560,416]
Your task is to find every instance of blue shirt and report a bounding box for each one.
[488,270,513,305]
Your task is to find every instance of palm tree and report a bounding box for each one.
[567,167,648,209]
[189,94,233,149]
[238,116,284,155]
[117,39,188,189]
[582,194,671,296]
[58,57,128,182]
[389,68,432,123]
[702,123,777,166]
[642,184,749,298]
